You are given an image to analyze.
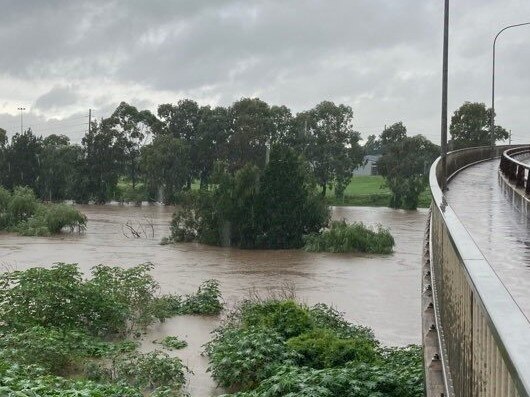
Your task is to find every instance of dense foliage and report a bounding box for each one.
[303,220,395,254]
[205,298,423,396]
[0,99,365,205]
[0,186,86,236]
[168,145,330,249]
[0,263,223,396]
[371,124,439,210]
[449,102,509,149]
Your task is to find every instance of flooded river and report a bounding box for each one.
[0,205,426,396]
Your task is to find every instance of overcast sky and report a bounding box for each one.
[1,0,529,144]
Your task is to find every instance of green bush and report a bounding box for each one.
[303,220,395,254]
[0,186,87,236]
[154,279,223,317]
[287,328,378,369]
[223,361,423,397]
[0,263,217,396]
[206,299,423,395]
[241,299,313,338]
[45,203,87,233]
[112,351,187,391]
[157,336,188,350]
[168,146,330,249]
[206,327,297,390]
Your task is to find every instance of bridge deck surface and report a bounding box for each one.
[446,159,530,320]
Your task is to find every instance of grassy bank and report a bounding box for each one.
[116,175,431,209]
[326,175,431,208]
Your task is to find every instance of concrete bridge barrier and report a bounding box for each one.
[423,145,530,397]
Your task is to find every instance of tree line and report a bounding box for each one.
[0,99,507,208]
[0,99,364,204]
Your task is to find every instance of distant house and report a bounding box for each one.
[353,154,382,176]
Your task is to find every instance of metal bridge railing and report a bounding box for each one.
[499,146,530,194]
[425,145,530,397]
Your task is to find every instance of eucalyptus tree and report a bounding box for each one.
[4,129,42,191]
[38,134,81,201]
[140,135,191,203]
[81,120,126,203]
[107,102,161,189]
[297,101,363,196]
[449,101,509,149]
[378,133,439,210]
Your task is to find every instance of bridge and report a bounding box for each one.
[422,145,530,396]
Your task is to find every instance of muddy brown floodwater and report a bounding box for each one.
[0,204,426,397]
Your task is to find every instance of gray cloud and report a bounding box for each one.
[0,0,529,143]
[34,85,80,111]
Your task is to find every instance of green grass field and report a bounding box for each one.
[115,175,431,209]
[326,175,431,208]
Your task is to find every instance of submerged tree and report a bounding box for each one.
[170,145,329,249]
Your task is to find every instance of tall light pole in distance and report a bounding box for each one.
[440,0,449,191]
[17,107,26,134]
[491,22,530,152]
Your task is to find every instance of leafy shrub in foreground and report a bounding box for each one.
[303,220,395,254]
[206,327,297,390]
[0,263,162,336]
[240,299,313,338]
[154,279,223,317]
[206,299,423,395]
[112,351,188,391]
[0,326,116,374]
[286,328,379,369]
[223,361,422,397]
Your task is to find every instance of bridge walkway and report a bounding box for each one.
[445,158,530,320]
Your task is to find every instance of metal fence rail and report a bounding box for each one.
[499,146,530,194]
[425,145,530,397]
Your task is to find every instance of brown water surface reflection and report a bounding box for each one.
[0,204,425,396]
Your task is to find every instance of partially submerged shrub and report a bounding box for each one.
[303,220,395,254]
[240,299,313,338]
[157,336,188,350]
[112,351,188,391]
[206,298,423,396]
[0,263,218,396]
[0,186,86,236]
[207,327,297,390]
[155,279,223,317]
[223,361,422,397]
[287,328,378,369]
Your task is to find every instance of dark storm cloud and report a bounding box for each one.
[34,85,80,111]
[0,0,529,143]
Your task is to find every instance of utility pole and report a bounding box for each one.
[88,109,92,134]
[440,0,449,191]
[17,107,25,134]
[509,129,512,145]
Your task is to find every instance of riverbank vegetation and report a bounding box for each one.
[165,145,396,253]
[205,297,423,396]
[304,220,395,254]
[167,145,330,249]
[0,186,86,236]
[0,263,222,396]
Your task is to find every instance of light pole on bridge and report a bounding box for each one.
[440,0,449,191]
[490,22,530,152]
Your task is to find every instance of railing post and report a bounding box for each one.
[517,165,525,187]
